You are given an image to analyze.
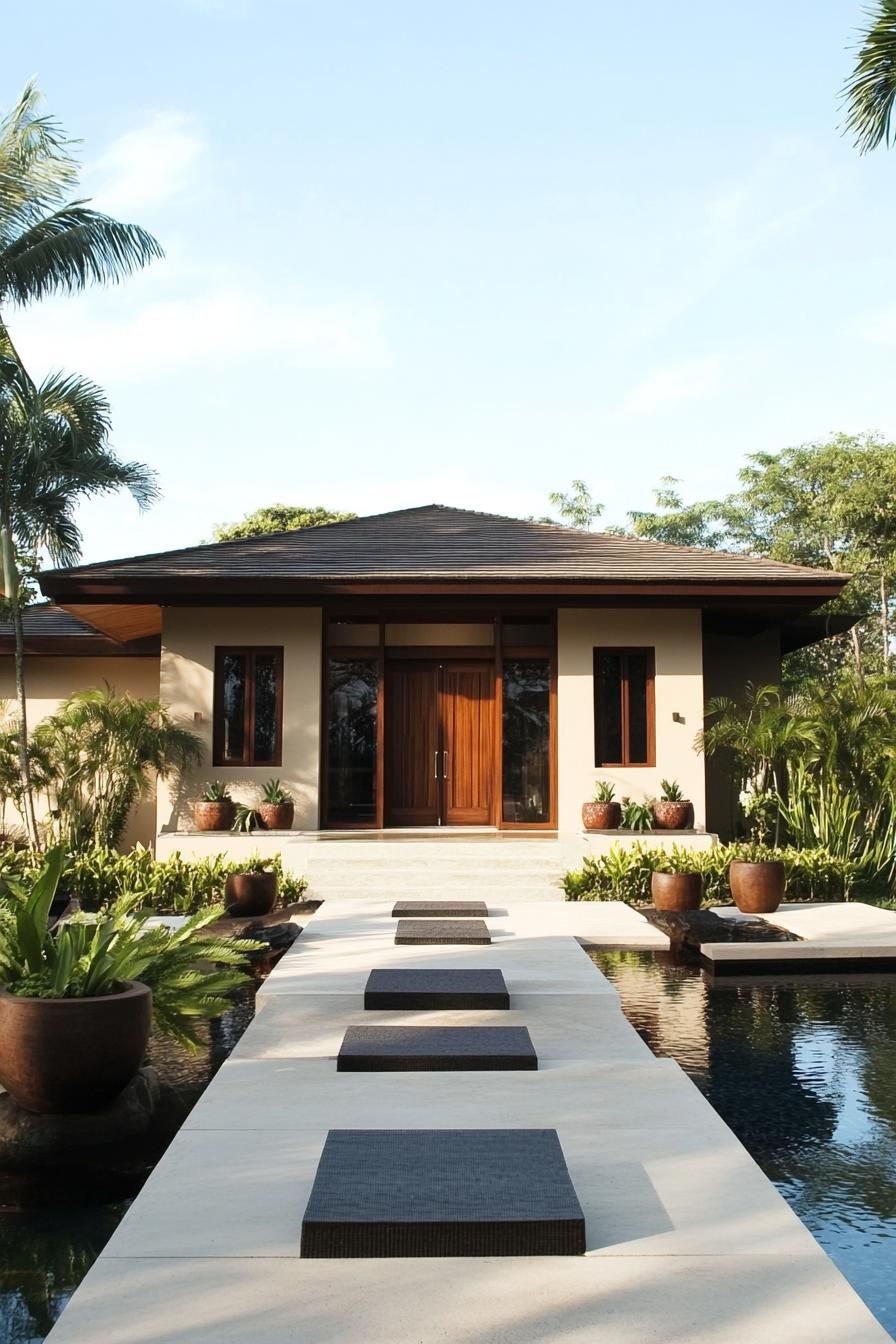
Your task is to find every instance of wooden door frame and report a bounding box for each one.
[320,608,557,830]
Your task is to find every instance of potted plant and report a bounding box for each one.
[621,797,654,832]
[258,779,295,831]
[728,845,786,914]
[232,804,261,833]
[652,779,691,831]
[0,848,260,1114]
[192,781,235,832]
[582,781,621,831]
[650,853,703,912]
[225,852,278,918]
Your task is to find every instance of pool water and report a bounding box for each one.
[591,948,896,1339]
[0,986,257,1344]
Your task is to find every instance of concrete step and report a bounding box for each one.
[306,884,564,902]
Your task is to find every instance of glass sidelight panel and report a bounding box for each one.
[502,658,550,823]
[327,658,378,823]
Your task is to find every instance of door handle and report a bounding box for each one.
[434,751,440,780]
[443,751,449,780]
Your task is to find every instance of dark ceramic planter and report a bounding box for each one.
[582,801,622,831]
[192,801,235,832]
[225,871,278,917]
[258,802,295,832]
[651,870,703,912]
[728,860,785,914]
[652,801,691,831]
[0,981,152,1115]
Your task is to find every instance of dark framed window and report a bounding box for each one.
[213,647,283,766]
[502,658,551,823]
[326,657,378,824]
[593,648,655,766]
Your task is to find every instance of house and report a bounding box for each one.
[2,505,849,849]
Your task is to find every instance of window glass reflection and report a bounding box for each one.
[502,659,550,823]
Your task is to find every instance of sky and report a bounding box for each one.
[5,0,896,563]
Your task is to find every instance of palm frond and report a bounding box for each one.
[842,0,896,152]
[1,204,162,303]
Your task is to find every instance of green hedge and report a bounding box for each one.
[563,842,863,905]
[0,845,309,915]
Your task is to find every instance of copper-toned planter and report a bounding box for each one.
[728,860,785,914]
[651,870,703,912]
[652,801,691,831]
[0,981,152,1115]
[225,871,278,917]
[192,800,236,832]
[258,802,295,831]
[582,801,622,831]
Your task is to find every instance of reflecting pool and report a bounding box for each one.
[591,949,896,1340]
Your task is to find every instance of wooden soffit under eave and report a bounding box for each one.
[59,603,162,642]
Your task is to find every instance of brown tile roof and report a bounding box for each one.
[0,604,160,656]
[40,504,847,592]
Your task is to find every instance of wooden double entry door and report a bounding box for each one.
[385,659,495,826]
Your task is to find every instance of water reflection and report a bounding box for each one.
[0,985,257,1344]
[591,950,896,1339]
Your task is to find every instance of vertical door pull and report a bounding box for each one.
[443,751,449,779]
[434,751,440,779]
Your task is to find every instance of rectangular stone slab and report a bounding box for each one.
[364,968,509,1010]
[395,918,491,945]
[337,1025,536,1072]
[301,1128,585,1257]
[391,899,489,919]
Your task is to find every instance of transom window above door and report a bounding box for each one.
[213,647,283,766]
[593,648,655,766]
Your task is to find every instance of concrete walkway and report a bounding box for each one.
[46,899,891,1343]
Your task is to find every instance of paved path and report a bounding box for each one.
[46,899,891,1343]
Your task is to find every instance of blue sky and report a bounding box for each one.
[6,1,896,561]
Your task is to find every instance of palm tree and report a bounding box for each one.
[842,1,896,153]
[0,365,159,844]
[0,82,162,845]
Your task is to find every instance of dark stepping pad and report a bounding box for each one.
[301,1128,585,1257]
[395,918,491,945]
[364,968,509,1010]
[392,900,488,919]
[337,1025,535,1071]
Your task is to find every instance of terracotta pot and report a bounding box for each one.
[582,801,622,831]
[0,981,152,1115]
[651,870,703,912]
[728,860,785,914]
[652,800,691,831]
[225,871,278,917]
[193,800,236,832]
[258,802,295,831]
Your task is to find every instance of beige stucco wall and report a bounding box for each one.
[557,608,706,832]
[0,656,161,848]
[157,607,322,834]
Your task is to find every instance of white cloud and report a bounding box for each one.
[12,287,389,378]
[87,113,207,214]
[619,354,722,417]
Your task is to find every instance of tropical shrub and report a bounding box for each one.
[563,842,860,905]
[29,688,201,849]
[0,849,262,1047]
[592,780,616,803]
[620,798,654,831]
[0,845,308,915]
[262,779,292,804]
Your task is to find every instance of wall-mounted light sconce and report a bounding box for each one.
[672,712,685,724]
[193,712,203,724]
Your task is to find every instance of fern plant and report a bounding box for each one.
[0,848,262,1048]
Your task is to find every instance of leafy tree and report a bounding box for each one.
[0,83,161,844]
[547,480,603,529]
[842,0,896,153]
[627,477,726,548]
[213,503,356,541]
